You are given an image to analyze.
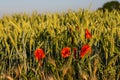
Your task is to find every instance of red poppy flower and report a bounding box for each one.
[80,44,91,58]
[74,48,77,59]
[85,28,92,39]
[61,47,71,58]
[34,48,45,61]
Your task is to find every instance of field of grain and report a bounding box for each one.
[0,9,120,80]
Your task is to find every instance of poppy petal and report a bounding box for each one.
[80,44,91,58]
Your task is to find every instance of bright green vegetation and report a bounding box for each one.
[0,9,120,80]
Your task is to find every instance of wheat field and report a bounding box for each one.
[0,9,120,80]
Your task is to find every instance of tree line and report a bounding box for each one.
[97,1,120,12]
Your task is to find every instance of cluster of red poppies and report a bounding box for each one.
[34,28,92,62]
[61,28,92,58]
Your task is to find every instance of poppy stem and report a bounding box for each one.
[38,60,42,67]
